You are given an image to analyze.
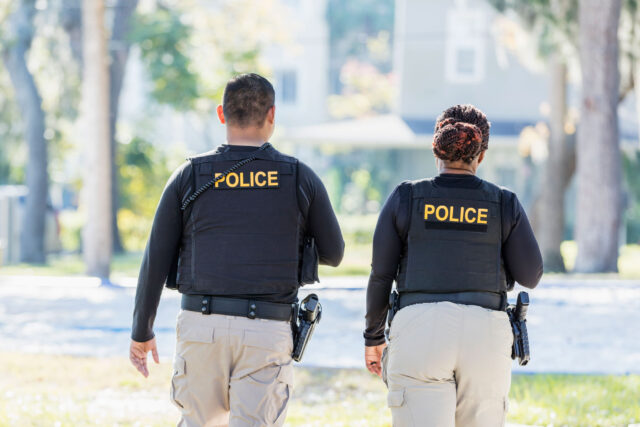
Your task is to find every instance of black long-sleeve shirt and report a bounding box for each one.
[132,145,344,342]
[364,174,543,346]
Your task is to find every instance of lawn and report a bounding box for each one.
[3,242,640,279]
[0,353,638,427]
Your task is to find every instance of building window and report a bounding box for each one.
[445,3,486,84]
[276,70,297,105]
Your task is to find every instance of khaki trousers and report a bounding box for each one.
[171,309,294,427]
[382,302,513,427]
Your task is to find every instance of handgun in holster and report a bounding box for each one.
[506,291,531,366]
[292,293,322,362]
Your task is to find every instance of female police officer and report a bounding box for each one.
[364,104,543,426]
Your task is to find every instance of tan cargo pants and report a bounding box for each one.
[382,302,513,427]
[171,309,294,427]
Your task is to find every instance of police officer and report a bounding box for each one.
[130,73,344,426]
[364,104,543,426]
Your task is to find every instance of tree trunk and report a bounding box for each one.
[536,58,575,272]
[635,63,640,147]
[59,0,83,66]
[109,0,139,254]
[574,0,622,273]
[2,0,48,264]
[82,0,112,278]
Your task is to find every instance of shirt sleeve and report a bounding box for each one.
[502,191,543,289]
[131,162,190,342]
[297,161,344,267]
[364,186,405,346]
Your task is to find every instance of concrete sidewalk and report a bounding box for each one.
[1,275,639,373]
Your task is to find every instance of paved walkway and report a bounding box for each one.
[0,275,639,374]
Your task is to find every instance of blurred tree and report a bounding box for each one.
[1,0,48,263]
[81,0,111,278]
[326,0,394,93]
[327,59,393,119]
[489,0,577,272]
[59,0,139,254]
[130,6,199,110]
[490,0,637,272]
[622,150,640,244]
[574,0,623,272]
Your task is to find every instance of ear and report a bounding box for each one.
[266,105,275,124]
[477,150,486,165]
[216,105,225,124]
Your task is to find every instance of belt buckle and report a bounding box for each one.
[247,300,257,319]
[201,296,211,315]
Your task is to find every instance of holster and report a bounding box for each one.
[292,293,322,362]
[507,291,531,366]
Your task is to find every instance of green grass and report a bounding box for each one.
[0,353,638,426]
[0,252,144,278]
[3,241,640,280]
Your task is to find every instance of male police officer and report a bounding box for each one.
[130,73,344,426]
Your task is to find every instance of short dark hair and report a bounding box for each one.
[222,73,275,128]
[435,104,490,149]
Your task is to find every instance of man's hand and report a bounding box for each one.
[365,343,387,377]
[130,337,159,378]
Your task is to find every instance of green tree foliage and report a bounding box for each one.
[117,136,172,250]
[327,0,394,69]
[130,8,199,111]
[489,0,578,55]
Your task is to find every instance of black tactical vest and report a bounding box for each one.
[176,145,302,295]
[396,178,508,294]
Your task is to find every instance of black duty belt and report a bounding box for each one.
[181,294,295,321]
[399,291,506,311]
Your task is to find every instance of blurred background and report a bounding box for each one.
[0,0,639,426]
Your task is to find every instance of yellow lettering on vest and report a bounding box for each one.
[268,171,278,186]
[214,173,222,188]
[477,208,488,224]
[424,204,435,220]
[227,172,239,188]
[239,172,250,187]
[465,207,477,223]
[448,206,460,222]
[255,171,266,187]
[250,171,255,186]
[435,205,448,221]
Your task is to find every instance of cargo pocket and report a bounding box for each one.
[387,389,405,408]
[381,346,389,387]
[170,355,188,410]
[273,363,294,426]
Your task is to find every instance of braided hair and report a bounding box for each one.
[432,105,490,164]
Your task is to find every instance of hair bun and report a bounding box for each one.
[432,121,484,164]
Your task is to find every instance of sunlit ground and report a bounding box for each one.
[0,353,638,427]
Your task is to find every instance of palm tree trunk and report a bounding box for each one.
[2,0,48,264]
[574,0,623,272]
[82,0,112,278]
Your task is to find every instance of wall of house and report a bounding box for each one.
[393,0,549,123]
